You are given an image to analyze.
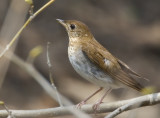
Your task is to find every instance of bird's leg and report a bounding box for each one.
[92,88,112,111]
[76,87,103,109]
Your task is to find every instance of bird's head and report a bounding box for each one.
[57,19,93,39]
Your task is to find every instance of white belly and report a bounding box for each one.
[68,46,121,89]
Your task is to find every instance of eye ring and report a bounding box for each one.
[70,24,76,30]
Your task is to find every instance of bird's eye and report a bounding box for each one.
[70,24,76,30]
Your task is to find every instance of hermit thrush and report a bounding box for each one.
[57,19,146,110]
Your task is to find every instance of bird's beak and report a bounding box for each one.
[56,19,67,27]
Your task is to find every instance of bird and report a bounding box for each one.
[56,19,147,110]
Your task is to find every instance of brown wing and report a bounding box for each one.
[117,59,149,81]
[81,39,143,91]
[112,69,143,91]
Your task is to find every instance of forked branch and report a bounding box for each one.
[0,92,159,118]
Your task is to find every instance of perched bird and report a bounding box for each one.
[57,19,147,110]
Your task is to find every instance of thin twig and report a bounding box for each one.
[0,92,159,118]
[7,54,91,118]
[105,92,160,118]
[0,0,55,59]
[0,101,15,118]
[105,100,139,118]
[46,42,63,107]
[0,0,29,89]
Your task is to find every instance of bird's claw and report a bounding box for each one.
[76,101,86,109]
[92,101,103,112]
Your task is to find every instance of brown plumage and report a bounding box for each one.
[57,19,145,109]
[81,40,143,91]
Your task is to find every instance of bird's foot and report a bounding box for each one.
[76,101,86,109]
[92,101,103,112]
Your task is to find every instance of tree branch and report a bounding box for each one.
[105,92,159,118]
[0,92,159,118]
[3,53,91,118]
[0,0,55,59]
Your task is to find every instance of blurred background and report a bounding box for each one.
[0,0,160,118]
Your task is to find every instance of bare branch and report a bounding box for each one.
[104,92,158,118]
[0,92,159,118]
[46,42,63,107]
[0,0,55,59]
[0,101,15,118]
[7,54,91,118]
[0,0,29,89]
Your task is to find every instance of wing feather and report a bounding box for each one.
[117,59,149,81]
[81,39,143,91]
